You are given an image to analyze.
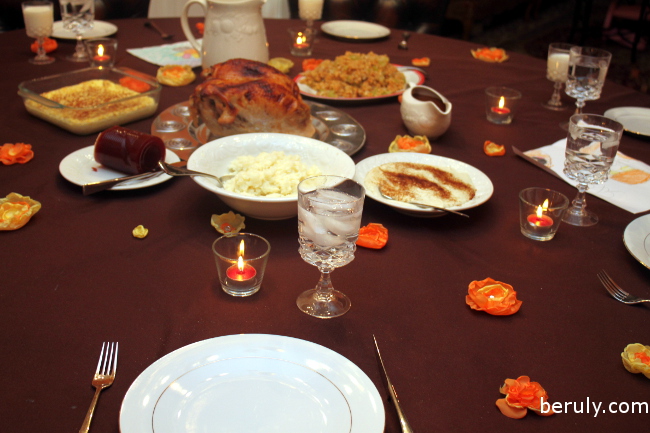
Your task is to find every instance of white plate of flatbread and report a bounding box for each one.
[354,153,494,217]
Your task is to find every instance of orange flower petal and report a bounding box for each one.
[496,399,528,419]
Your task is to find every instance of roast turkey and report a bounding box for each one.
[190,59,315,138]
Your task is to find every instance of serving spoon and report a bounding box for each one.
[144,21,174,40]
[379,187,469,218]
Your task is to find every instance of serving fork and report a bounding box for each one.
[597,270,650,304]
[373,336,414,433]
[79,342,118,433]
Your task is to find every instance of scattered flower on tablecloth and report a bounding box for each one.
[388,135,431,154]
[132,225,149,239]
[496,375,554,419]
[484,140,506,156]
[211,212,245,236]
[471,47,509,63]
[0,192,41,231]
[357,223,388,249]
[465,277,522,315]
[622,343,650,379]
[1,143,34,165]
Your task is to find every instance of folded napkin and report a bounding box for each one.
[127,40,202,68]
[524,139,650,214]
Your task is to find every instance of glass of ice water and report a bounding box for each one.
[565,46,612,115]
[60,0,94,62]
[563,114,623,227]
[297,175,365,318]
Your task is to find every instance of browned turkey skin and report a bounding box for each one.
[190,59,315,138]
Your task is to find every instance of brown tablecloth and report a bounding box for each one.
[1,18,649,433]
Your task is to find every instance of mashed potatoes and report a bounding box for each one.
[224,151,321,197]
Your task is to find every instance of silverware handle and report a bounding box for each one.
[82,171,160,195]
[79,387,102,433]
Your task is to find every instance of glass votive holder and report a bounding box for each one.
[85,38,117,67]
[212,233,270,297]
[519,187,569,241]
[485,86,522,124]
[288,27,314,56]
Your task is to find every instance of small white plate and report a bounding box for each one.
[354,153,494,217]
[296,67,425,102]
[51,20,118,39]
[321,20,390,40]
[604,107,650,137]
[120,334,384,433]
[59,145,180,191]
[624,214,650,269]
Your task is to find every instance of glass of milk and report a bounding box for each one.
[22,1,55,65]
[543,42,574,111]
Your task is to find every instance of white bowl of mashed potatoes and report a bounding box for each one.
[187,133,356,220]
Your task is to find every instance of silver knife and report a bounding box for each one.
[373,335,414,433]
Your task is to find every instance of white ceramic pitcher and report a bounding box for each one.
[180,0,269,69]
[400,85,452,140]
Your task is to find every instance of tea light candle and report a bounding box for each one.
[491,96,510,115]
[225,240,257,282]
[93,44,110,62]
[527,200,553,227]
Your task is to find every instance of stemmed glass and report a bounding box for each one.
[565,46,612,115]
[298,0,323,33]
[22,1,55,65]
[562,114,623,227]
[297,175,365,318]
[543,43,573,110]
[60,0,95,62]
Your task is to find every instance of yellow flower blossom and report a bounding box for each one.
[132,225,149,239]
[622,343,650,379]
[211,211,245,236]
[0,192,41,230]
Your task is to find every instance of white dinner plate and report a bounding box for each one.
[120,334,384,433]
[51,20,118,39]
[354,153,494,217]
[623,214,650,269]
[604,107,650,137]
[321,20,391,40]
[296,67,425,102]
[59,145,180,191]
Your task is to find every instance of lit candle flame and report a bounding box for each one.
[295,33,306,45]
[97,44,105,57]
[237,240,245,272]
[536,199,549,218]
[498,96,505,110]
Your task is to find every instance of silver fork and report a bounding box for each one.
[79,342,118,433]
[597,270,650,304]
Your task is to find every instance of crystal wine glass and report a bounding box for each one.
[60,0,95,62]
[562,114,623,227]
[543,42,573,110]
[565,46,612,115]
[297,175,365,318]
[22,1,55,65]
[298,0,323,32]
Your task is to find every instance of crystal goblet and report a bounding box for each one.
[543,42,573,110]
[298,0,323,32]
[563,114,624,227]
[60,0,95,62]
[22,1,55,65]
[297,175,365,318]
[565,46,612,115]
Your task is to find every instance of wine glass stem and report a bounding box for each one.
[550,82,562,104]
[570,182,589,213]
[75,35,85,57]
[315,269,335,301]
[35,37,47,60]
[574,98,585,114]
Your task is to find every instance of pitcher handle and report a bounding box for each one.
[180,0,207,53]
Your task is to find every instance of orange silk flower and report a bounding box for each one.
[496,376,554,419]
[465,277,522,315]
[1,143,34,165]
